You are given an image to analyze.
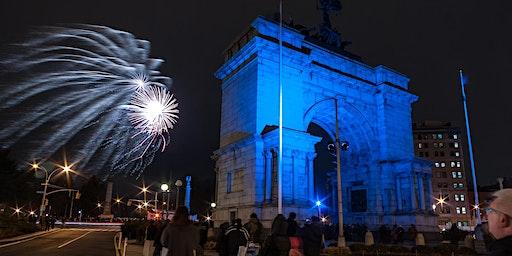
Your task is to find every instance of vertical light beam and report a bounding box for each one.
[278,0,284,215]
[459,69,481,225]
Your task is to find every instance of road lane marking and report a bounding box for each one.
[57,231,93,249]
[0,230,61,248]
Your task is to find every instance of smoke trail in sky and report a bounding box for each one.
[0,25,179,177]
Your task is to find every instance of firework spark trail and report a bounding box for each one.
[0,25,179,177]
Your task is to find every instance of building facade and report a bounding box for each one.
[413,121,473,229]
[213,16,437,231]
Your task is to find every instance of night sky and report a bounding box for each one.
[1,0,510,203]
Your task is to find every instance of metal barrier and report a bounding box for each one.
[114,232,128,256]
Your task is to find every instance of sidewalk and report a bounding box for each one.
[0,228,60,244]
[125,240,143,256]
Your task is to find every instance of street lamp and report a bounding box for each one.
[315,200,322,217]
[210,202,216,208]
[175,180,183,210]
[161,183,170,219]
[303,96,349,249]
[31,161,77,226]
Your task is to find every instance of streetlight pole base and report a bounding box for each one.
[338,235,347,248]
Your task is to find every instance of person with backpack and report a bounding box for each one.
[225,218,250,256]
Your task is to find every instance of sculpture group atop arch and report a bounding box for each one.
[212,16,436,231]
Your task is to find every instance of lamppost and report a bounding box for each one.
[31,161,75,225]
[175,179,183,210]
[303,96,349,249]
[161,183,170,219]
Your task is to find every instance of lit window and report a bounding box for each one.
[456,162,461,167]
[457,172,463,178]
[453,134,458,139]
[432,134,437,139]
[460,195,465,201]
[451,162,456,167]
[455,152,460,157]
[456,207,461,214]
[226,172,233,193]
[452,172,457,179]
[454,142,459,148]
[453,183,458,189]
[439,142,444,148]
[454,194,460,201]
[461,207,467,214]
[435,162,440,168]
[441,162,446,167]
[458,183,464,188]
[418,143,422,149]
[438,134,443,139]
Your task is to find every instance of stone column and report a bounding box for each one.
[427,174,433,209]
[417,174,425,210]
[396,176,403,211]
[264,150,272,203]
[185,176,192,209]
[410,174,418,210]
[306,153,316,202]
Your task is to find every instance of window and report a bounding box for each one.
[456,162,461,167]
[434,151,439,157]
[458,183,464,188]
[460,194,465,201]
[438,134,443,139]
[432,134,437,139]
[453,183,458,189]
[418,143,422,149]
[451,161,456,167]
[453,134,458,140]
[455,152,460,157]
[456,207,461,214]
[439,142,444,148]
[435,162,440,168]
[454,142,459,148]
[226,172,233,193]
[461,207,467,214]
[351,189,367,212]
[434,143,438,148]
[452,172,457,179]
[457,172,463,178]
[455,194,460,201]
[441,162,446,168]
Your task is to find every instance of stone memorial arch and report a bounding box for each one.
[212,16,436,230]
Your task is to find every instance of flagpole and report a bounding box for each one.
[459,69,482,225]
[277,0,283,215]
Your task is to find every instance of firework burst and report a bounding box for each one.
[0,25,179,177]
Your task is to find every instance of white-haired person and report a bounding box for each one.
[484,188,512,256]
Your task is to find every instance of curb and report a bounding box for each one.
[0,228,60,244]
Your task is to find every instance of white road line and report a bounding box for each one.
[0,230,61,248]
[57,231,93,249]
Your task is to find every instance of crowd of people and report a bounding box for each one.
[137,188,512,256]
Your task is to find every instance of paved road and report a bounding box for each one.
[0,228,118,256]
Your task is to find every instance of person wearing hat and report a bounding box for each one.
[485,188,512,256]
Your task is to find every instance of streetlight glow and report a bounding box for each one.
[31,163,39,169]
[210,202,216,208]
[30,211,35,215]
[97,203,102,207]
[161,183,169,191]
[316,201,322,207]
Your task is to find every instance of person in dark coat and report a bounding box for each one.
[243,213,263,244]
[216,222,230,256]
[286,212,299,237]
[301,216,324,256]
[160,206,200,256]
[485,189,512,256]
[225,218,249,256]
[259,214,290,256]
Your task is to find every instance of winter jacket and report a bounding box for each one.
[488,236,512,256]
[160,223,199,256]
[301,222,323,256]
[225,225,249,256]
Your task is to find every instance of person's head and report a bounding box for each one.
[233,218,242,228]
[485,189,512,239]
[288,212,296,220]
[250,213,258,219]
[172,206,190,226]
